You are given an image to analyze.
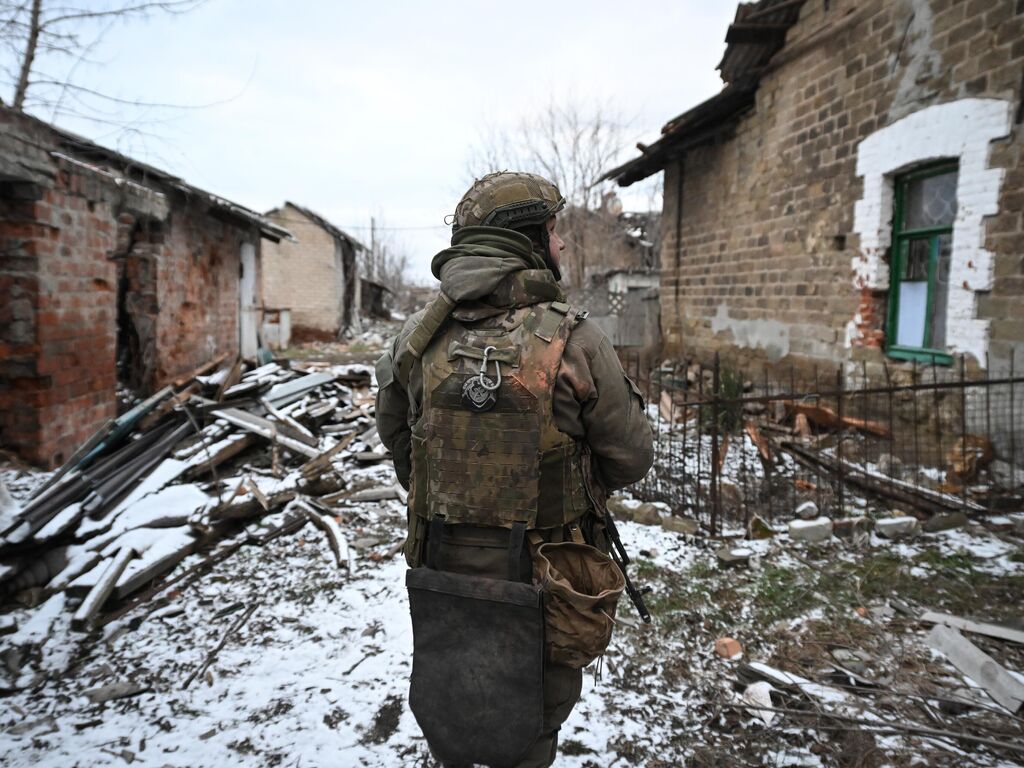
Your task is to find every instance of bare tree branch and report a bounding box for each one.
[4,0,209,117]
[11,0,40,109]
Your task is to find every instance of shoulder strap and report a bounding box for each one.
[397,291,456,385]
[534,300,571,343]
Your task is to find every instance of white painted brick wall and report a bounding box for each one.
[850,98,1013,363]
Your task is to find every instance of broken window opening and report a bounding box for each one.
[885,161,958,366]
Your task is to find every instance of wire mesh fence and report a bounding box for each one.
[621,350,1024,535]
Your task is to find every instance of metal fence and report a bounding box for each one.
[621,351,1024,535]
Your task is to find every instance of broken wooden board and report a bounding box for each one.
[744,421,772,463]
[781,441,985,515]
[300,433,355,480]
[921,611,1024,646]
[783,401,890,438]
[215,408,321,459]
[927,624,1024,713]
[72,547,136,631]
[181,433,259,479]
[304,505,354,573]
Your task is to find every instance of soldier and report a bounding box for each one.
[376,171,653,768]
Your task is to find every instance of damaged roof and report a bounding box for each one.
[1,106,293,242]
[603,0,806,187]
[281,202,368,251]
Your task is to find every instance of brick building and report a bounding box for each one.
[0,107,290,468]
[605,0,1022,380]
[262,202,366,341]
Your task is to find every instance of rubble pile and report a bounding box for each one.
[0,356,396,647]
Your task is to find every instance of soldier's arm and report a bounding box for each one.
[554,323,654,491]
[375,334,413,490]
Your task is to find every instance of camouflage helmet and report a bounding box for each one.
[452,171,566,233]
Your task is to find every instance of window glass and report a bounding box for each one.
[930,233,952,349]
[903,169,957,230]
[902,238,930,281]
[896,281,928,348]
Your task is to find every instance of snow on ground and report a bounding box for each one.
[3,394,1024,765]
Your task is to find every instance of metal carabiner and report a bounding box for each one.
[477,345,502,391]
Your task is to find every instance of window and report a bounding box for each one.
[886,162,958,364]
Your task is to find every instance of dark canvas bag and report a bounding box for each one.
[406,523,545,768]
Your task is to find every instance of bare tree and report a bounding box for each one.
[365,216,410,298]
[465,98,631,288]
[1,0,205,119]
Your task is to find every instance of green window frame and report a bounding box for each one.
[885,162,958,365]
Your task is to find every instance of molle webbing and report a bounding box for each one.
[412,301,588,530]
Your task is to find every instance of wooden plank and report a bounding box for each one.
[305,505,354,573]
[921,611,1024,646]
[300,433,355,479]
[182,433,258,480]
[172,352,229,389]
[744,421,772,463]
[927,625,1024,713]
[215,408,320,459]
[71,547,136,631]
[783,401,890,438]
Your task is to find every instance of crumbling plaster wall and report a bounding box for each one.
[658,0,1023,377]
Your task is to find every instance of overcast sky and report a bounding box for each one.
[5,1,737,283]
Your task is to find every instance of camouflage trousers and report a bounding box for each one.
[427,524,584,768]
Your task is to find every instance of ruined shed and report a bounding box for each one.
[605,0,1022,379]
[0,106,290,468]
[262,202,366,342]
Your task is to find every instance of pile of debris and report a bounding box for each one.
[0,356,398,642]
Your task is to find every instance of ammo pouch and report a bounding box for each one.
[406,522,544,768]
[533,541,625,669]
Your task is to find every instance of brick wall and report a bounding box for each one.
[262,205,344,339]
[659,0,1023,377]
[154,203,254,386]
[0,159,121,467]
[0,109,258,468]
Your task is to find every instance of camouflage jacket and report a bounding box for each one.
[375,226,654,498]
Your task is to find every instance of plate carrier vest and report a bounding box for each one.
[406,299,589,530]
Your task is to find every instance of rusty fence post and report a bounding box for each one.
[836,366,845,516]
[1011,347,1017,482]
[932,360,943,481]
[710,352,721,535]
[764,365,774,524]
[884,361,895,499]
[695,360,704,527]
[912,359,920,478]
[959,355,968,514]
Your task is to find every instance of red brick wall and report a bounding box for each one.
[0,110,260,468]
[154,203,252,386]
[0,163,120,467]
